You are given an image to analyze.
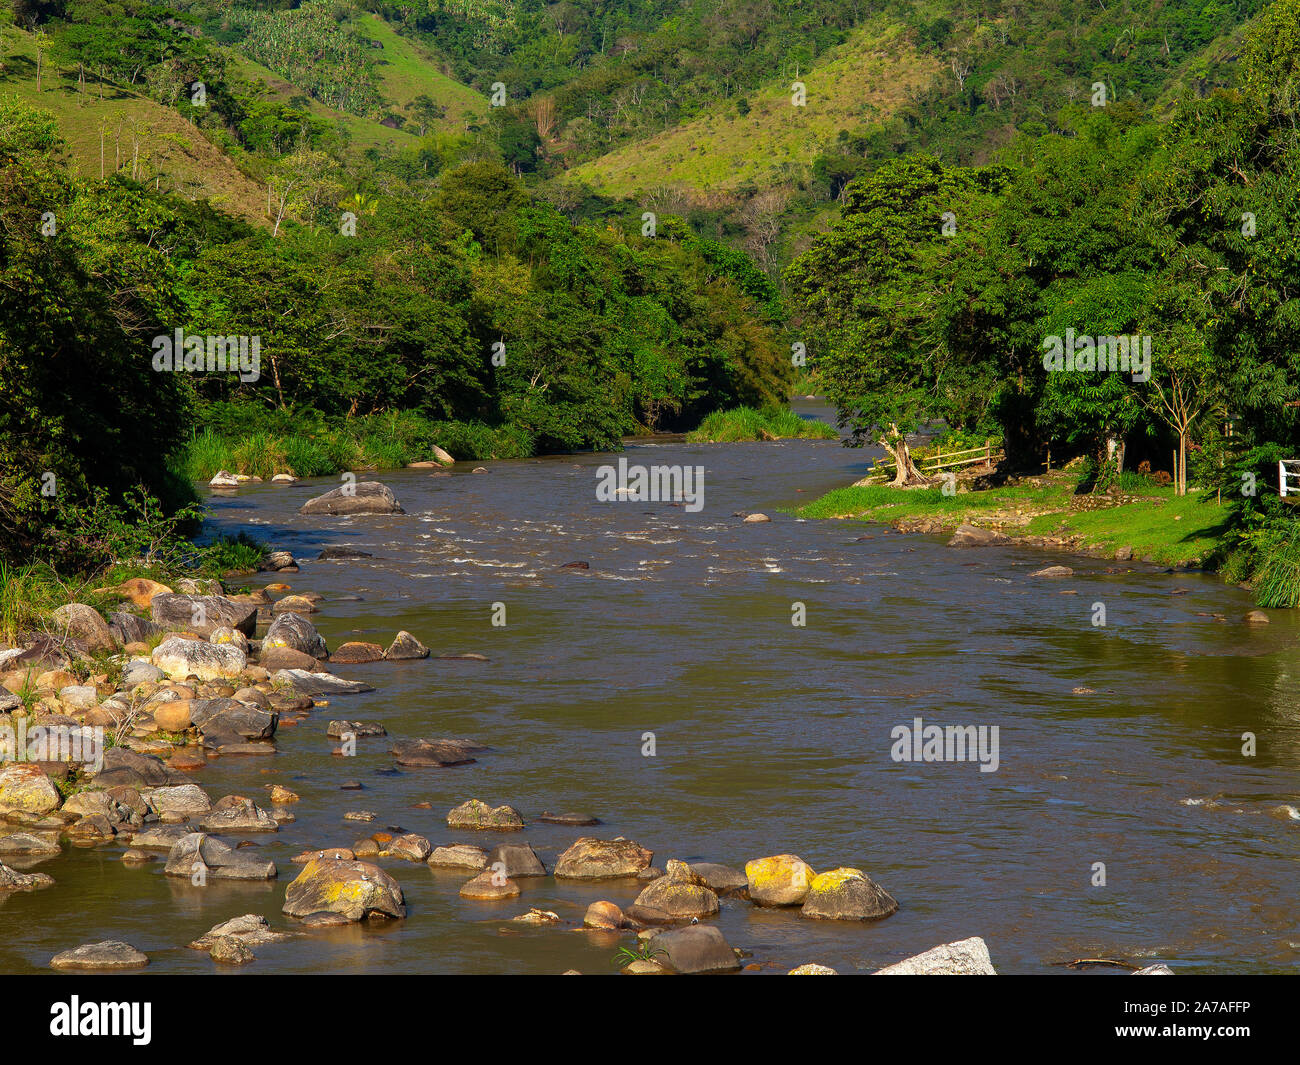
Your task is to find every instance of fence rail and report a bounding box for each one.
[1279,459,1300,499]
[874,440,1003,476]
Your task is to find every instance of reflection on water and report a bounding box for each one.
[6,404,1300,974]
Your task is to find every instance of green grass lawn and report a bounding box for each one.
[796,478,1229,566]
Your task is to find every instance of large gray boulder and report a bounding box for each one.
[152,637,247,681]
[49,603,117,654]
[262,612,328,659]
[108,611,165,647]
[873,936,996,975]
[189,698,277,740]
[298,482,404,516]
[150,594,257,637]
[92,747,187,789]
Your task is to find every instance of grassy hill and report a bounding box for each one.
[355,13,486,128]
[0,24,268,224]
[569,22,937,197]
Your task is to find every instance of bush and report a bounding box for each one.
[687,406,838,443]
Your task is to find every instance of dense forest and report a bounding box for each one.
[2,0,1300,600]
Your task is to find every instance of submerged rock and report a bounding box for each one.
[446,799,523,830]
[948,524,1008,548]
[427,844,488,871]
[394,738,477,767]
[49,941,148,971]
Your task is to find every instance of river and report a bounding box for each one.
[4,402,1299,974]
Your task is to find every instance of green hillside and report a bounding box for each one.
[569,22,939,197]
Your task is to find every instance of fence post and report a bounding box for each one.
[1281,459,1287,498]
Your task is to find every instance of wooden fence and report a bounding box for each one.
[874,439,1004,476]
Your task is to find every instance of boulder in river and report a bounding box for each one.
[262,612,328,659]
[801,868,898,921]
[298,482,404,516]
[459,870,519,899]
[427,844,488,871]
[200,795,279,833]
[259,647,325,672]
[49,941,148,971]
[385,631,430,660]
[688,862,749,896]
[554,837,653,880]
[484,842,546,878]
[0,764,61,815]
[651,925,741,974]
[745,854,816,906]
[0,861,55,893]
[873,936,996,975]
[1030,565,1074,579]
[271,669,372,696]
[190,698,277,740]
[384,834,432,862]
[93,747,187,789]
[283,858,406,921]
[331,642,385,664]
[165,832,277,881]
[446,799,523,830]
[583,901,624,929]
[629,860,719,922]
[186,916,293,951]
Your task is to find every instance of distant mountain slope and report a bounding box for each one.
[568,23,938,197]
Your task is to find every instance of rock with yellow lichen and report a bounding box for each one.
[282,858,406,921]
[628,859,719,922]
[744,854,815,906]
[801,867,898,921]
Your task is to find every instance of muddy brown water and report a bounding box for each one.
[4,402,1299,975]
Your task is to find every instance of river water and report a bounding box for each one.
[5,403,1299,975]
